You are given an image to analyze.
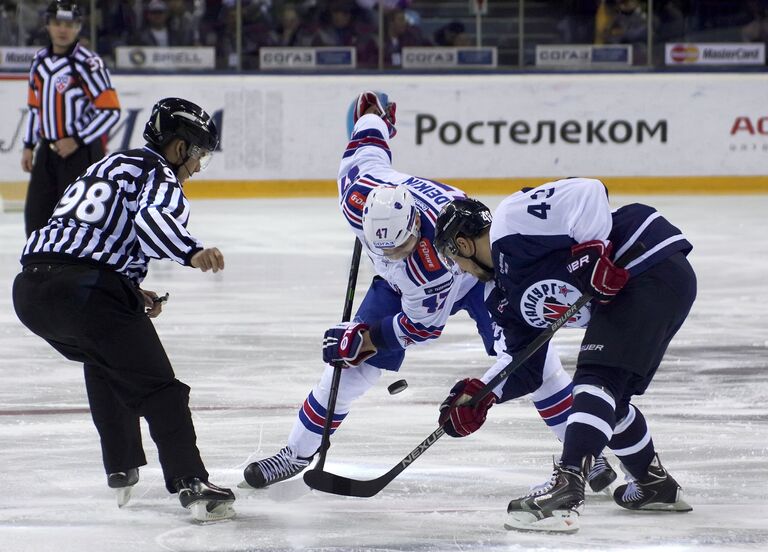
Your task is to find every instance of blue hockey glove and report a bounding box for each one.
[438,378,496,438]
[322,322,376,367]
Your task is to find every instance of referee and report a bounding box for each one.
[12,97,234,522]
[21,1,120,237]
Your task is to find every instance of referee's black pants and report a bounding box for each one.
[12,263,209,493]
[24,139,105,237]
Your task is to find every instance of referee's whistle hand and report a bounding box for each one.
[140,289,164,318]
[191,247,225,273]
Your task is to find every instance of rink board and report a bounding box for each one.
[0,73,767,199]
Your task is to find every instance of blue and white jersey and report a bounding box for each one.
[338,114,474,350]
[485,177,692,368]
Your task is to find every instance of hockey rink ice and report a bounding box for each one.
[0,194,766,552]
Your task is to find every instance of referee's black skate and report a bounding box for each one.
[108,468,139,508]
[240,446,314,489]
[505,458,590,534]
[174,477,236,522]
[613,454,692,512]
[587,454,618,495]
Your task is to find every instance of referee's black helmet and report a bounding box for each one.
[434,198,493,258]
[143,98,219,152]
[45,1,82,22]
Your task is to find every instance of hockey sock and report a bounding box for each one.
[531,368,573,442]
[608,404,655,480]
[560,384,616,468]
[288,390,348,458]
[288,362,381,458]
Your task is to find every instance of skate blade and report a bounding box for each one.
[637,498,693,512]
[189,501,236,522]
[116,486,133,508]
[505,510,580,534]
[237,479,258,490]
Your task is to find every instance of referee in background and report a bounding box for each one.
[21,1,120,237]
[12,97,235,522]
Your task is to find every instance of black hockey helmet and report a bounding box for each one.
[45,1,82,22]
[143,97,219,152]
[434,198,492,258]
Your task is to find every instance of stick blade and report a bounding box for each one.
[303,468,382,498]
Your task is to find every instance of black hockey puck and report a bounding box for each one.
[388,379,408,395]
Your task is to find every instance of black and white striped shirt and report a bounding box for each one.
[22,147,203,284]
[24,42,120,147]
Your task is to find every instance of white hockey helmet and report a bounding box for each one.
[362,185,419,254]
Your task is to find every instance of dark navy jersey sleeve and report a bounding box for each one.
[609,203,693,276]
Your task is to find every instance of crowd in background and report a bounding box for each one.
[1,0,767,69]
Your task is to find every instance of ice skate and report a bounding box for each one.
[175,477,235,522]
[108,468,139,508]
[613,454,692,512]
[587,454,618,495]
[505,459,589,534]
[239,446,313,489]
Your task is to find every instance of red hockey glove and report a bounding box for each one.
[322,322,376,367]
[438,378,496,438]
[567,240,630,304]
[352,91,397,138]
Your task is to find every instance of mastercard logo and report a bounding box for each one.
[670,44,699,63]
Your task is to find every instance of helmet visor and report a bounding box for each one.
[188,144,214,171]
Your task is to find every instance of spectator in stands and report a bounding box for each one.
[597,0,649,63]
[558,0,601,43]
[654,0,691,42]
[433,20,472,47]
[742,0,768,44]
[272,2,314,46]
[356,0,412,9]
[136,0,173,47]
[97,0,141,54]
[383,7,429,66]
[209,1,272,70]
[311,0,378,68]
[199,0,224,53]
[695,0,752,35]
[0,1,19,45]
[167,0,199,45]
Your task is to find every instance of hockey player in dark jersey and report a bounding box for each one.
[240,92,614,491]
[12,98,234,522]
[434,178,696,533]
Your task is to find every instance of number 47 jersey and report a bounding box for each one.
[21,146,204,284]
[338,113,478,351]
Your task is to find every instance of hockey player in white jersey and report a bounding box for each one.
[434,179,696,533]
[241,92,602,489]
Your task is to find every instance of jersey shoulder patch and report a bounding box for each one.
[341,178,378,229]
[404,238,448,286]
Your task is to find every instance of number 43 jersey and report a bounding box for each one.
[21,146,203,284]
[488,177,693,354]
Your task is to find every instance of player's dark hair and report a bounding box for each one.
[143,97,219,152]
[434,198,492,257]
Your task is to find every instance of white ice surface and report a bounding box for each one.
[0,195,766,552]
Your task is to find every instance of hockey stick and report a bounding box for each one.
[313,237,363,471]
[304,242,645,497]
